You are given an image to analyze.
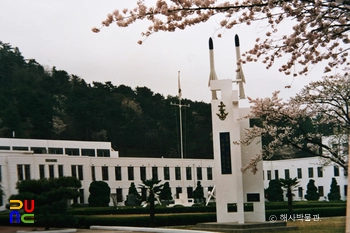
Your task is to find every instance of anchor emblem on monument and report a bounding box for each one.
[216,101,228,120]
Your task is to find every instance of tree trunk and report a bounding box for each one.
[346,133,350,233]
[287,188,293,216]
[149,190,155,227]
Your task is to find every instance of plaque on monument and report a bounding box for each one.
[219,132,232,174]
[247,193,260,202]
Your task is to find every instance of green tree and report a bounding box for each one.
[88,181,111,207]
[139,179,163,227]
[280,178,299,215]
[193,181,205,204]
[328,177,341,201]
[304,179,320,201]
[265,179,283,202]
[0,42,213,159]
[9,177,81,230]
[125,182,141,206]
[159,181,172,205]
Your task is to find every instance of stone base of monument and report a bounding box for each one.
[195,221,298,232]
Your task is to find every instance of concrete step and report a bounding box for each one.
[194,222,298,232]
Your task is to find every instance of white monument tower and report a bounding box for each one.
[208,35,265,223]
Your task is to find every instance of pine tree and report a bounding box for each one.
[304,179,320,201]
[88,181,111,207]
[193,181,205,204]
[159,182,172,205]
[265,179,284,202]
[125,182,141,206]
[328,177,341,201]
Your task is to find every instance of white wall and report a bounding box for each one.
[263,157,348,201]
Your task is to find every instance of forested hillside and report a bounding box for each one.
[0,42,213,159]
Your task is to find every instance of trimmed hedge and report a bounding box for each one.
[76,213,216,228]
[69,205,216,215]
[0,206,344,228]
[265,201,346,210]
[69,202,346,215]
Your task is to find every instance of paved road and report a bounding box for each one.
[0,226,147,233]
[0,226,210,233]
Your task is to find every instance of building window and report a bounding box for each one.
[91,166,96,181]
[115,166,122,180]
[128,166,134,180]
[31,147,46,154]
[65,148,80,156]
[78,165,83,180]
[24,165,31,180]
[58,165,64,177]
[334,166,339,177]
[48,148,63,154]
[116,188,123,202]
[140,167,146,181]
[345,185,348,197]
[284,169,290,179]
[17,165,24,181]
[97,149,110,157]
[81,149,95,157]
[102,166,109,181]
[267,170,271,180]
[164,167,170,180]
[187,187,193,198]
[274,170,279,179]
[197,167,202,180]
[79,189,84,204]
[176,187,182,199]
[186,167,192,180]
[263,170,264,180]
[49,165,54,179]
[318,186,324,197]
[0,165,2,182]
[13,146,28,151]
[39,165,45,179]
[175,167,181,180]
[72,165,83,180]
[308,167,314,178]
[0,146,10,150]
[317,167,323,177]
[141,187,147,201]
[298,187,303,198]
[207,167,213,180]
[297,168,302,179]
[152,166,158,180]
[71,165,77,178]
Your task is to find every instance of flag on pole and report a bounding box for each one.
[178,71,182,99]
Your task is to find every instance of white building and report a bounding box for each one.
[0,138,347,211]
[263,157,348,201]
[0,138,215,210]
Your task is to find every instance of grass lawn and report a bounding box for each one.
[257,216,346,233]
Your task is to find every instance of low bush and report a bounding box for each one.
[265,201,345,210]
[69,205,216,215]
[76,213,216,228]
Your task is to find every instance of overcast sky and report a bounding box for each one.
[1,0,330,106]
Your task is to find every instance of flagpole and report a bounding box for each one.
[171,71,190,159]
